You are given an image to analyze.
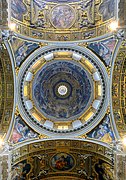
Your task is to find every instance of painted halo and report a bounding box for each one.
[18,46,108,135]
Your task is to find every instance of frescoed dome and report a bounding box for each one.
[18,46,108,135]
[32,61,92,120]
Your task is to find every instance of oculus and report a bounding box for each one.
[58,85,68,96]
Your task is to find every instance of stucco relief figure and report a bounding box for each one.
[51,5,75,29]
[95,161,113,180]
[11,161,31,180]
[11,163,25,180]
[80,0,95,28]
[31,0,46,26]
[11,0,27,21]
[99,0,114,21]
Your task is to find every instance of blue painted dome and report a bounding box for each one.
[33,60,93,120]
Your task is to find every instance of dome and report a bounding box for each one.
[18,46,108,135]
[32,60,93,120]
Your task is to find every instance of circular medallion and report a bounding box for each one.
[33,61,92,120]
[50,5,75,29]
[51,153,75,171]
